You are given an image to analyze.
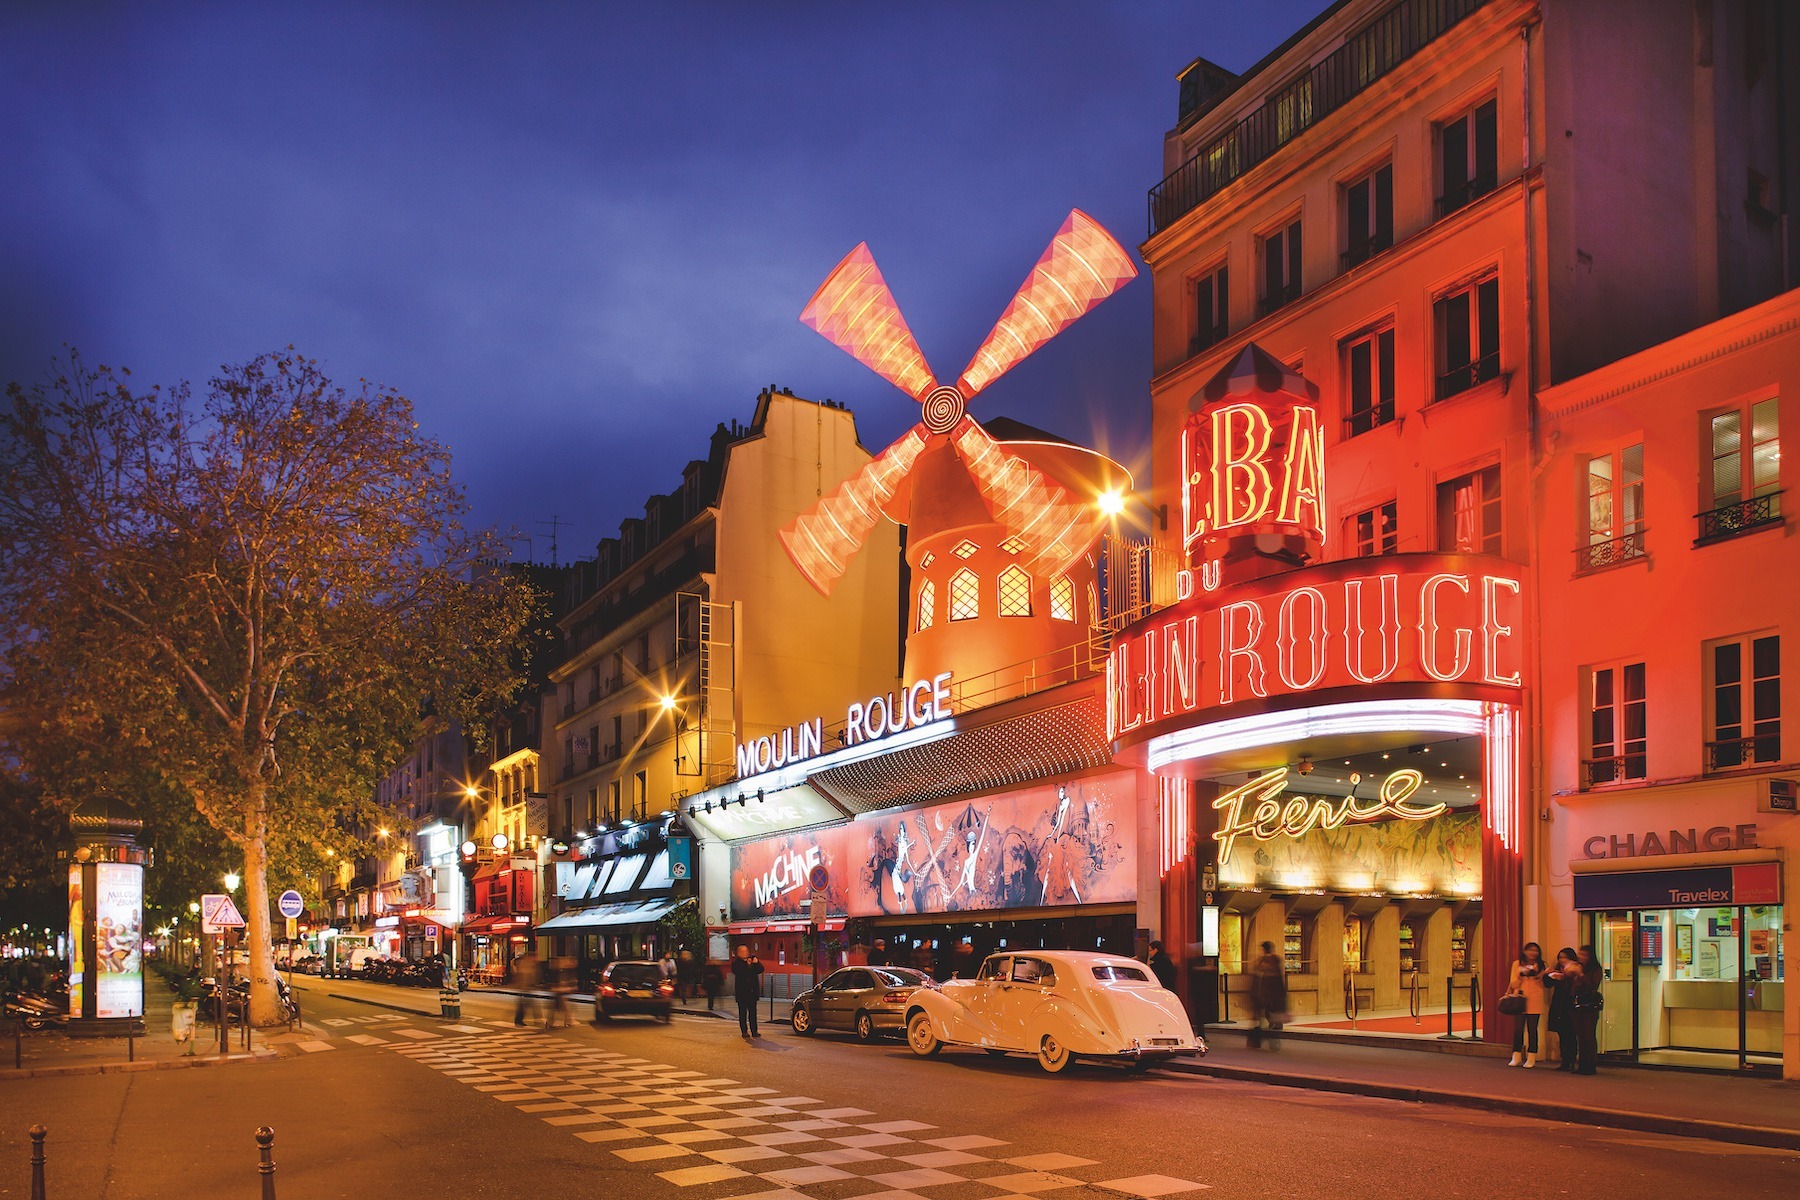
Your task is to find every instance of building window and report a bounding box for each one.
[1585,662,1647,787]
[1347,500,1397,557]
[585,787,599,829]
[1259,218,1302,316]
[1433,274,1500,400]
[999,535,1026,556]
[1050,577,1075,622]
[1437,97,1497,215]
[949,569,980,621]
[919,551,936,568]
[1698,398,1782,543]
[917,579,936,631]
[1436,465,1502,555]
[1579,444,1646,572]
[952,540,979,559]
[632,770,648,820]
[1708,634,1781,770]
[1343,163,1393,267]
[607,780,621,824]
[997,566,1032,617]
[1192,261,1229,354]
[1343,325,1395,436]
[1271,74,1314,145]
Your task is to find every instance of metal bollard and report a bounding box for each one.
[1439,976,1458,1041]
[255,1126,277,1200]
[128,1016,135,1063]
[28,1124,46,1200]
[1469,975,1481,1039]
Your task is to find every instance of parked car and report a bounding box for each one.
[790,966,934,1041]
[594,961,673,1023]
[903,950,1206,1074]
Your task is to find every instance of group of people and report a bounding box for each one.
[1506,941,1604,1074]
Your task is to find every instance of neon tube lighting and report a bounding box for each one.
[1144,698,1489,773]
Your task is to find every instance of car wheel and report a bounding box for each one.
[791,1005,814,1036]
[855,1012,876,1042]
[1037,1034,1075,1074]
[906,1011,940,1057]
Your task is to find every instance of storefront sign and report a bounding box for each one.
[1108,555,1523,740]
[1572,862,1782,911]
[729,773,1136,920]
[1581,824,1759,860]
[735,673,954,780]
[683,784,845,843]
[1211,767,1446,864]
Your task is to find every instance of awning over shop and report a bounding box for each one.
[535,896,687,933]
[726,918,830,935]
[463,914,531,936]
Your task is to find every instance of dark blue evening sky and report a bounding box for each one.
[1,1,1317,558]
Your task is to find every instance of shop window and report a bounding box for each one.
[1343,324,1395,436]
[1192,260,1229,355]
[1580,444,1646,572]
[1437,97,1497,216]
[917,579,936,631]
[1584,661,1647,787]
[1283,913,1312,973]
[1707,633,1781,770]
[1342,918,1366,973]
[1259,218,1302,316]
[1399,919,1425,975]
[948,569,980,621]
[1435,464,1502,555]
[1450,922,1471,973]
[1698,398,1781,544]
[1347,499,1397,557]
[997,566,1032,617]
[1342,163,1393,267]
[1050,576,1076,622]
[1433,274,1500,399]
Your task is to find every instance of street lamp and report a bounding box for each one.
[223,872,240,892]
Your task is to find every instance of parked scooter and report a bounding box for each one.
[4,991,67,1031]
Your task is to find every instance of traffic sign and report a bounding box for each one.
[808,863,830,892]
[201,893,246,933]
[277,889,305,919]
[284,917,298,940]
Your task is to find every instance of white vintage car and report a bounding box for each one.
[903,950,1206,1073]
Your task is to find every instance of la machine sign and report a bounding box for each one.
[1108,554,1524,738]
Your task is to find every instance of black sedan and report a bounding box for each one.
[594,961,674,1022]
[790,966,934,1041]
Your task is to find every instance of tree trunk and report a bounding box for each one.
[243,794,282,1027]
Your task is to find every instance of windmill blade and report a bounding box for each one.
[800,243,938,402]
[951,419,1094,579]
[956,209,1138,399]
[780,424,932,595]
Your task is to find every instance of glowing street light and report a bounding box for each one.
[1097,488,1127,518]
[658,693,677,713]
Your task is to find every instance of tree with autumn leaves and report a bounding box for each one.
[0,351,535,1024]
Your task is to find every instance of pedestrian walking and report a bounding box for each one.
[1544,946,1578,1070]
[867,939,890,968]
[702,959,724,1011]
[1247,941,1288,1050]
[1145,940,1177,991]
[1570,944,1604,1075]
[512,948,542,1027]
[676,948,699,1003]
[659,951,677,984]
[731,945,764,1037]
[546,956,575,1029]
[1504,941,1549,1067]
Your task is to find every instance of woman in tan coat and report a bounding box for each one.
[1507,942,1550,1067]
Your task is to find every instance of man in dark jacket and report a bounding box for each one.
[730,945,765,1037]
[1146,940,1177,991]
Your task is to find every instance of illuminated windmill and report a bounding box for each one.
[784,209,1138,686]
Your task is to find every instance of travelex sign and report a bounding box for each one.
[735,673,953,779]
[1572,862,1781,911]
[1211,767,1445,863]
[1108,555,1524,739]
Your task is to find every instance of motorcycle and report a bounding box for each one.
[4,991,67,1031]
[198,976,298,1025]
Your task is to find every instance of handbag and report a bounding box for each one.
[1574,990,1605,1011]
[1497,992,1527,1016]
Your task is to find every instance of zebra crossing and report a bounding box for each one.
[385,1031,1210,1199]
[286,1011,506,1052]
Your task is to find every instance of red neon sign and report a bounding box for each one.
[1107,555,1525,739]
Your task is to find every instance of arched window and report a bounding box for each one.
[949,568,980,621]
[1050,576,1076,621]
[917,579,936,631]
[998,565,1032,617]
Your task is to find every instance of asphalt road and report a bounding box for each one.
[1,979,1794,1200]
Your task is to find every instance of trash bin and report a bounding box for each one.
[439,988,461,1020]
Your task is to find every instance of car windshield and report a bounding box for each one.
[1091,963,1152,983]
[873,968,927,988]
[609,964,661,986]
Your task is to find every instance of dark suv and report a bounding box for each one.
[594,960,674,1023]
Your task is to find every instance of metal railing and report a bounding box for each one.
[1148,0,1493,236]
[1436,173,1498,217]
[1341,230,1394,267]
[1706,733,1782,771]
[1258,281,1302,318]
[1434,351,1500,400]
[1407,970,1423,1024]
[1437,974,1480,1041]
[1582,752,1646,788]
[1576,529,1647,573]
[1695,491,1783,545]
[1344,400,1395,438]
[1189,324,1230,357]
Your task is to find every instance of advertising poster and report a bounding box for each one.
[730,773,1135,921]
[94,862,144,1019]
[67,864,84,1015]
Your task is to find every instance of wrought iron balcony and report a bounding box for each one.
[1434,352,1499,400]
[1344,401,1395,438]
[1437,172,1498,217]
[1695,491,1783,545]
[1148,0,1493,236]
[1189,322,1230,357]
[1706,733,1782,771]
[1341,230,1394,268]
[1575,529,1647,574]
[1582,753,1645,788]
[1259,282,1302,318]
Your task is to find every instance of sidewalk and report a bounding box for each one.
[1173,1026,1800,1150]
[0,973,275,1079]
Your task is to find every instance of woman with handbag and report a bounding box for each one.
[1544,947,1579,1070]
[1570,944,1604,1075]
[1503,941,1549,1067]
